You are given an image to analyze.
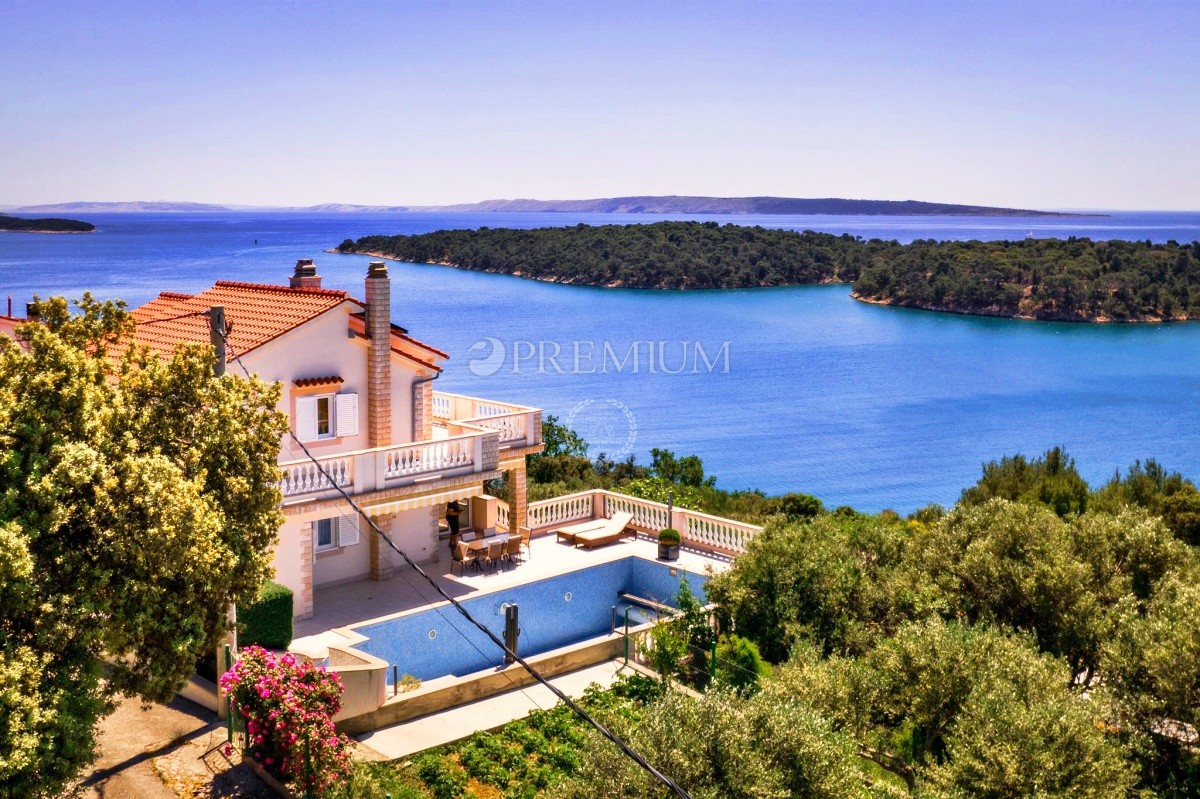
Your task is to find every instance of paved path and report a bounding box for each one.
[357,660,629,760]
[76,695,273,799]
[77,696,215,799]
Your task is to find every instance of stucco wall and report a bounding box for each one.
[242,303,423,452]
[271,516,306,617]
[378,506,439,569]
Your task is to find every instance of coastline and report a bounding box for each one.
[335,249,850,291]
[0,228,94,234]
[848,291,1191,324]
[339,249,1195,325]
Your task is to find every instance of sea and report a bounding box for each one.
[3,209,1200,513]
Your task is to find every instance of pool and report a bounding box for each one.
[351,557,707,682]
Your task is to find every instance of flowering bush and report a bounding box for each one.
[220,645,352,797]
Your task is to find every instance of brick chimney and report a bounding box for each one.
[365,261,392,446]
[289,259,322,289]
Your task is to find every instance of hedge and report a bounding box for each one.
[239,580,294,650]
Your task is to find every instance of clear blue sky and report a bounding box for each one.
[2,0,1197,210]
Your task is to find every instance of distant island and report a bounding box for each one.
[338,221,1200,322]
[10,201,229,214]
[0,213,94,233]
[408,195,1092,217]
[10,195,1094,217]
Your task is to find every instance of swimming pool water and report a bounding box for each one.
[352,557,707,681]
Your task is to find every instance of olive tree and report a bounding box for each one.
[0,297,287,797]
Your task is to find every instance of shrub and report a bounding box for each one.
[657,527,681,546]
[776,492,823,519]
[714,634,771,694]
[220,646,352,797]
[239,580,294,650]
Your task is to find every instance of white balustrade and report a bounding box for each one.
[380,437,477,481]
[470,412,528,444]
[602,492,670,532]
[431,393,452,420]
[527,492,594,530]
[683,511,761,554]
[496,500,511,532]
[280,457,353,497]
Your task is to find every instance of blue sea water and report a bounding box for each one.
[352,556,706,680]
[3,209,1200,512]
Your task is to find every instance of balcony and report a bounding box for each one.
[279,392,542,501]
[432,391,542,450]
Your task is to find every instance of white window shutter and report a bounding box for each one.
[339,517,360,547]
[335,393,359,438]
[295,396,319,442]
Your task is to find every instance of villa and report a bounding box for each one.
[4,259,764,738]
[127,259,544,620]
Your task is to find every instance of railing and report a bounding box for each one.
[603,492,669,532]
[469,412,527,445]
[432,391,542,449]
[527,490,595,530]
[379,437,476,480]
[683,509,761,554]
[280,457,353,497]
[279,431,492,500]
[496,499,511,532]
[525,488,764,555]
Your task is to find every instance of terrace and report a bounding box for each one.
[278,391,541,502]
[286,489,761,734]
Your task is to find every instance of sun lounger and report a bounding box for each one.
[555,517,610,544]
[556,512,635,549]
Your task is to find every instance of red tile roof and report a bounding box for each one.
[131,281,356,359]
[130,281,450,370]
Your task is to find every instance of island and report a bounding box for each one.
[410,195,1094,217]
[0,213,94,233]
[337,221,1200,322]
[13,194,1097,216]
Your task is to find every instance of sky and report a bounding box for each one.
[2,0,1198,211]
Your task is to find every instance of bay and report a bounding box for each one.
[3,209,1200,512]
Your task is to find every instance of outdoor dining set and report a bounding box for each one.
[449,528,528,576]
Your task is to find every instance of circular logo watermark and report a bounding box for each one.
[467,337,506,377]
[566,398,638,459]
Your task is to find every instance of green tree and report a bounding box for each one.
[539,414,589,459]
[772,620,1134,798]
[549,689,867,799]
[907,499,1107,678]
[1102,567,1200,793]
[0,297,287,797]
[960,447,1090,517]
[707,513,909,662]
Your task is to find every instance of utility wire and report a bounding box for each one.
[216,324,694,799]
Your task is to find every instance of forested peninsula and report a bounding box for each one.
[338,222,1200,322]
[0,213,94,233]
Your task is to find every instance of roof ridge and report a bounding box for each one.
[212,280,350,299]
[157,291,194,300]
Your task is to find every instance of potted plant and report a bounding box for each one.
[658,527,681,561]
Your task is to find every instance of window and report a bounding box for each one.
[313,516,359,555]
[315,396,332,438]
[315,518,337,550]
[296,393,358,442]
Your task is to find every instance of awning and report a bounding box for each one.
[361,484,483,517]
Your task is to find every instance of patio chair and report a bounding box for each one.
[451,541,476,577]
[518,525,531,559]
[504,535,523,566]
[484,539,505,572]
